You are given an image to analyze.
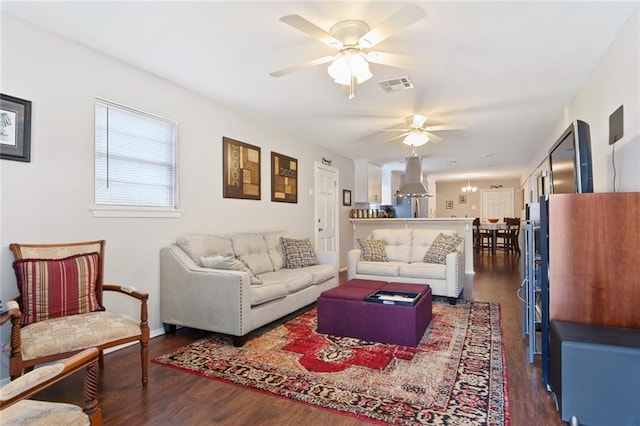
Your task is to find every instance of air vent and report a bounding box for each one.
[378,76,415,93]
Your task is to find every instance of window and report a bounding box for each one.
[94,99,178,216]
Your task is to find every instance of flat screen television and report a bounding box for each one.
[548,120,593,193]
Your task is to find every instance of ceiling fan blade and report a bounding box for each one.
[425,131,443,142]
[386,132,411,142]
[412,114,428,128]
[270,55,336,77]
[280,15,342,49]
[358,3,427,48]
[365,51,416,67]
[424,124,468,131]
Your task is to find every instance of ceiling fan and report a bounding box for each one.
[383,114,467,146]
[270,3,426,99]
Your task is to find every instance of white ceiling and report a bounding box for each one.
[2,1,637,182]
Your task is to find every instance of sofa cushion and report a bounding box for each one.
[13,253,102,326]
[410,229,453,262]
[231,233,273,275]
[370,228,412,262]
[357,239,388,262]
[356,261,401,277]
[258,268,313,293]
[399,262,447,280]
[250,282,288,306]
[306,264,335,284]
[262,231,287,270]
[177,235,233,266]
[200,255,262,285]
[280,237,317,269]
[423,233,463,264]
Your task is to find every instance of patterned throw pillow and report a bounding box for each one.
[280,237,317,269]
[12,252,103,326]
[357,238,388,262]
[200,255,262,285]
[423,233,463,264]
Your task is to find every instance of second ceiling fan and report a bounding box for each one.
[270,3,426,99]
[384,114,467,146]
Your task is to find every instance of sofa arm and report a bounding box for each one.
[160,245,253,336]
[347,249,362,280]
[445,250,464,298]
[315,251,338,276]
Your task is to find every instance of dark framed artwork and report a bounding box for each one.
[223,137,260,200]
[459,194,468,204]
[271,151,297,203]
[446,200,453,209]
[0,94,32,162]
[343,189,352,206]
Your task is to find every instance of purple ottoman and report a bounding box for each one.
[317,279,432,347]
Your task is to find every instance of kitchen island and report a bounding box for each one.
[350,218,474,274]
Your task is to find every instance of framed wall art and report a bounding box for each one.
[271,151,297,203]
[223,137,260,200]
[0,94,32,162]
[343,189,352,206]
[446,200,454,209]
[459,194,468,204]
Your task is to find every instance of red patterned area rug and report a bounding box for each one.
[153,301,510,425]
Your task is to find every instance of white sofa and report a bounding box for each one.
[160,231,337,345]
[348,228,465,303]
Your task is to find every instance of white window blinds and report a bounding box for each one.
[95,100,176,208]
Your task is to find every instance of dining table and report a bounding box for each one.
[479,222,508,254]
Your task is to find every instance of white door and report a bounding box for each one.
[481,189,514,221]
[314,163,338,252]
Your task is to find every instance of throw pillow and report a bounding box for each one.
[423,233,463,264]
[200,255,262,285]
[12,252,103,326]
[280,237,317,269]
[357,238,388,262]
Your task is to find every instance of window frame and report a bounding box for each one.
[91,98,182,218]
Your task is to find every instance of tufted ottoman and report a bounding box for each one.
[316,279,432,347]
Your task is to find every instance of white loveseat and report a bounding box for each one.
[348,228,465,303]
[160,231,337,345]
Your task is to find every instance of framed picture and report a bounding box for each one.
[1,94,32,162]
[343,189,352,206]
[446,200,453,209]
[271,151,297,203]
[459,194,468,204]
[223,137,260,200]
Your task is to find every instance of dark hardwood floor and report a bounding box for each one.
[34,252,563,425]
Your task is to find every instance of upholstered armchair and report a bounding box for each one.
[7,240,149,386]
[0,341,102,425]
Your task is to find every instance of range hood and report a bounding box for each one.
[397,155,432,197]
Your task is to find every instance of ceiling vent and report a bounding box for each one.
[378,76,415,93]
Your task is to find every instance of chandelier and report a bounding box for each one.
[461,175,477,193]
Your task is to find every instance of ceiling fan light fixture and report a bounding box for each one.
[327,50,372,86]
[402,131,429,147]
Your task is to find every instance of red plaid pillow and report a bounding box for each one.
[13,252,103,326]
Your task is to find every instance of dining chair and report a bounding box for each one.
[0,313,102,426]
[496,218,521,254]
[8,240,149,386]
[473,218,491,252]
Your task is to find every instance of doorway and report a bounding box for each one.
[314,163,338,253]
[481,188,514,221]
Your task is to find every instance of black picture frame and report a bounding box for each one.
[222,137,260,200]
[343,189,352,206]
[0,94,32,162]
[271,151,298,203]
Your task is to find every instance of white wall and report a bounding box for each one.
[524,7,640,195]
[0,12,355,378]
